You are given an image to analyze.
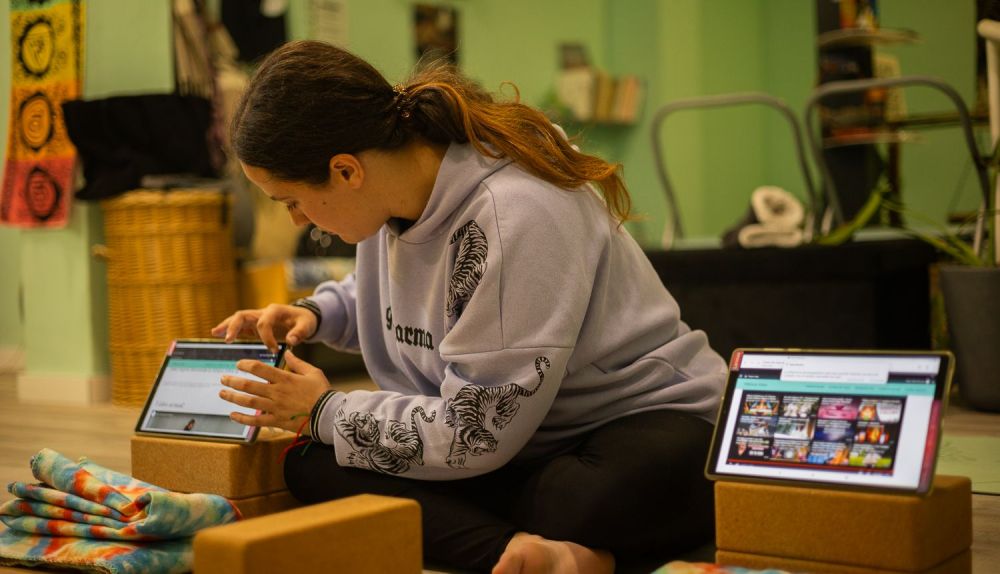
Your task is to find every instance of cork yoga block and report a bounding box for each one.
[230,489,302,520]
[714,475,972,572]
[716,549,972,574]
[193,494,422,574]
[130,428,295,499]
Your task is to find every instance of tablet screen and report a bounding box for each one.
[706,350,952,494]
[136,340,286,442]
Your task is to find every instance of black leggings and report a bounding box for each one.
[283,409,715,572]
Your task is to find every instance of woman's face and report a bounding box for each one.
[242,160,387,244]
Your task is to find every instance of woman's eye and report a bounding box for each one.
[285,203,298,211]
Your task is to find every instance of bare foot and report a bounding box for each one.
[492,533,615,574]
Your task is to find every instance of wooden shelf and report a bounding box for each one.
[818,110,989,148]
[823,129,921,148]
[885,111,990,131]
[818,27,919,49]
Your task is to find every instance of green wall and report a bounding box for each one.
[880,0,981,226]
[761,0,819,214]
[0,0,981,379]
[0,1,173,376]
[0,7,20,347]
[289,0,606,105]
[293,0,978,242]
[0,227,20,347]
[621,0,978,242]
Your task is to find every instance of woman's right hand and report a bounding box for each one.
[211,304,318,352]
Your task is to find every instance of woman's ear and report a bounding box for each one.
[329,154,364,189]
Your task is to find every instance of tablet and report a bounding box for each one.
[705,349,953,495]
[135,340,287,443]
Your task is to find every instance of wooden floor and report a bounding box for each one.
[1,374,998,573]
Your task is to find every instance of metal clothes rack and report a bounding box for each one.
[650,93,818,243]
[803,75,990,253]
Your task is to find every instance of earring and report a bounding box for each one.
[310,225,333,249]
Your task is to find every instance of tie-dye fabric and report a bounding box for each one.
[0,448,241,574]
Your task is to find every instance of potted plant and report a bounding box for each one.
[808,74,999,412]
[818,166,998,411]
[895,198,999,413]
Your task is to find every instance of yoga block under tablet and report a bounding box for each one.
[130,428,295,498]
[714,475,971,572]
[230,489,301,519]
[193,494,422,574]
[716,549,972,574]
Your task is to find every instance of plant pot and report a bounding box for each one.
[939,265,1000,412]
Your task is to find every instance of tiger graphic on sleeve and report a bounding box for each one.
[446,220,488,319]
[334,406,437,475]
[444,356,551,468]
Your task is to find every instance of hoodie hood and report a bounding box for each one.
[385,143,512,244]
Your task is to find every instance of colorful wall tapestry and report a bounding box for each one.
[1,0,84,228]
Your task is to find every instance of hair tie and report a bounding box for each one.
[392,84,412,119]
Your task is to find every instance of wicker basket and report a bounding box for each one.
[101,189,238,406]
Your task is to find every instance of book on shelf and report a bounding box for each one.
[554,68,644,124]
[593,70,615,122]
[612,75,644,124]
[555,67,596,122]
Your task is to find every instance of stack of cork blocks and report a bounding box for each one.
[714,475,973,573]
[130,428,300,518]
[132,430,424,572]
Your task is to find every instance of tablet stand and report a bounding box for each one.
[131,428,300,518]
[714,475,972,573]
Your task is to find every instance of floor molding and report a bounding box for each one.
[0,345,25,375]
[16,371,111,404]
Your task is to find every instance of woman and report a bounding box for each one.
[213,40,725,574]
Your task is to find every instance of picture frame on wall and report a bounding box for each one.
[414,4,458,64]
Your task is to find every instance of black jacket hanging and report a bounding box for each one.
[62,94,217,200]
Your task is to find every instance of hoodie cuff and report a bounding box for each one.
[291,298,322,336]
[309,389,343,443]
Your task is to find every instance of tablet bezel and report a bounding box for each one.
[704,348,954,496]
[134,339,287,444]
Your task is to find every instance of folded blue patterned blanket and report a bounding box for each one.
[0,448,240,574]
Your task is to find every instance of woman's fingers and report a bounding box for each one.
[219,385,271,412]
[210,319,229,336]
[282,348,321,375]
[284,310,318,346]
[234,359,289,385]
[228,410,280,428]
[283,348,305,371]
[257,318,279,354]
[285,326,307,346]
[215,305,316,352]
[221,310,262,343]
[221,373,274,398]
[257,304,296,352]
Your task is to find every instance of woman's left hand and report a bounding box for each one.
[219,348,331,434]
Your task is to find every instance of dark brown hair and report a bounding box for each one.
[231,41,631,222]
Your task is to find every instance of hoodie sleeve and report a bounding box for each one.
[304,273,361,353]
[310,349,568,480]
[308,181,609,480]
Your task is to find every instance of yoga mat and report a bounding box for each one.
[937,434,1000,495]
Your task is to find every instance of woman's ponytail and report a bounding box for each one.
[398,64,632,223]
[234,41,631,223]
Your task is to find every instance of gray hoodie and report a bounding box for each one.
[305,143,726,479]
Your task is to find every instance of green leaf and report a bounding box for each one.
[815,184,888,246]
